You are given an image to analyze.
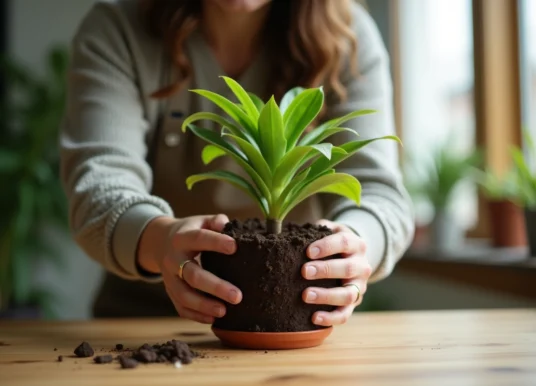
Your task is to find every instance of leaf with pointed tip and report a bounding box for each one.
[283,87,324,150]
[258,96,286,170]
[280,173,361,219]
[299,127,358,146]
[221,76,260,123]
[190,89,257,135]
[181,111,256,143]
[201,145,227,165]
[280,86,305,114]
[186,171,268,216]
[185,124,271,200]
[248,92,265,112]
[223,133,272,187]
[272,143,333,192]
[308,136,401,179]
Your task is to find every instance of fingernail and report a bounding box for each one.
[315,316,324,324]
[309,247,320,258]
[228,289,240,304]
[226,240,236,254]
[305,265,317,279]
[213,306,224,317]
[305,291,317,303]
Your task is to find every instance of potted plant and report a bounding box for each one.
[181,77,399,349]
[476,169,526,248]
[511,130,536,257]
[0,46,69,318]
[405,143,481,251]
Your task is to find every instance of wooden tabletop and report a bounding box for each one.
[1,309,535,386]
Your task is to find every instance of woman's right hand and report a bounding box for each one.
[138,214,242,324]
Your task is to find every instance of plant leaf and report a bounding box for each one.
[317,109,376,133]
[248,92,265,111]
[0,149,22,174]
[308,136,401,178]
[222,133,272,187]
[272,143,333,192]
[186,171,268,216]
[283,87,324,150]
[221,76,260,123]
[185,124,271,200]
[299,127,358,146]
[190,89,257,136]
[280,86,305,115]
[181,111,256,143]
[280,173,361,219]
[258,96,286,170]
[201,145,227,165]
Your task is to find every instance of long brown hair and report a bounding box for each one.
[140,0,358,102]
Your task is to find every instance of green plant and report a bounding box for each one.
[405,143,481,212]
[475,168,518,201]
[181,77,400,234]
[511,129,536,209]
[0,46,69,314]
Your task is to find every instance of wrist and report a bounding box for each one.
[137,215,178,274]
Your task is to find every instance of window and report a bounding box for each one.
[520,0,536,142]
[397,0,477,229]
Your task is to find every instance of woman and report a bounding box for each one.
[60,0,414,325]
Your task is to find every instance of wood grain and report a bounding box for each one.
[1,310,535,386]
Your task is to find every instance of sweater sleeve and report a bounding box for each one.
[320,4,415,283]
[60,3,172,282]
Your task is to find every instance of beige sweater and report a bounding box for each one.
[60,0,414,308]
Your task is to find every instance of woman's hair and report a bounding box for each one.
[140,0,358,102]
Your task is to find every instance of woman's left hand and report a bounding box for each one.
[301,219,372,326]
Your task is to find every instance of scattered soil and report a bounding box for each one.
[0,342,10,347]
[74,342,94,358]
[118,356,138,369]
[94,355,113,364]
[176,332,208,337]
[57,355,63,362]
[115,344,124,350]
[201,219,342,332]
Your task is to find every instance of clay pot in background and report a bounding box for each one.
[524,209,536,258]
[488,200,527,248]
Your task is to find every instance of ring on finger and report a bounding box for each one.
[178,259,198,280]
[343,283,361,304]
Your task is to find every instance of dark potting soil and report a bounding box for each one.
[94,355,113,364]
[201,219,342,332]
[74,341,94,358]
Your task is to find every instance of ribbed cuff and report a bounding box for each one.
[333,208,387,283]
[112,203,168,282]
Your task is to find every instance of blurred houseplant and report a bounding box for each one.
[510,130,536,257]
[406,143,481,250]
[476,168,526,248]
[0,46,69,318]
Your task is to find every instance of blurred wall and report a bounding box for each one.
[7,0,103,319]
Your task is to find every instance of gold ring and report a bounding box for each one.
[343,283,361,304]
[178,259,197,280]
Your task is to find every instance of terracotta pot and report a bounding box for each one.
[524,209,536,258]
[212,327,333,350]
[488,201,527,248]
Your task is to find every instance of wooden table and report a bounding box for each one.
[1,309,535,386]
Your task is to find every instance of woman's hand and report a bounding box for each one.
[301,219,372,326]
[138,214,242,324]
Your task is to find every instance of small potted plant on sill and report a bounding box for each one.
[181,77,400,349]
[405,143,481,251]
[476,168,526,248]
[511,130,536,258]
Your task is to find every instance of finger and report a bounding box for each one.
[303,281,366,306]
[312,305,355,326]
[173,228,236,255]
[205,214,230,232]
[182,262,242,305]
[302,255,372,280]
[175,279,227,318]
[176,306,215,325]
[307,232,365,259]
[162,270,215,324]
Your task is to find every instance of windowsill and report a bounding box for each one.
[404,239,536,269]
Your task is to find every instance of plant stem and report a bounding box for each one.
[266,218,282,234]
